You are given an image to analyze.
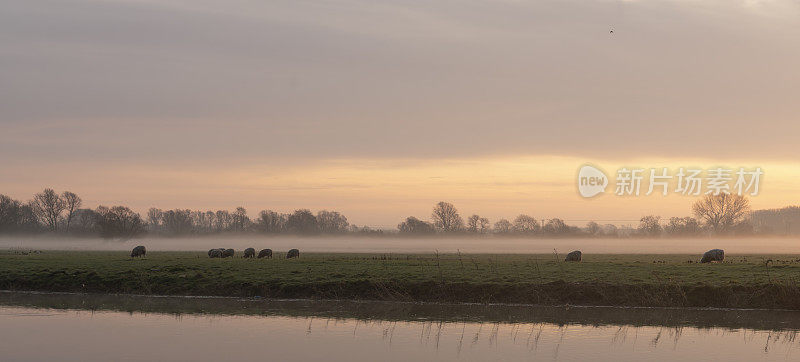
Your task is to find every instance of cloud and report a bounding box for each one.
[1,0,799,164]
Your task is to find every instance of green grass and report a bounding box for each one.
[2,250,800,309]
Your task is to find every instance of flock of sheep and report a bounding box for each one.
[129,246,300,259]
[131,246,725,263]
[207,247,299,259]
[561,249,725,263]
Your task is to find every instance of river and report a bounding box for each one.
[0,292,799,361]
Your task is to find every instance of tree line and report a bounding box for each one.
[0,188,377,238]
[0,189,147,239]
[398,194,756,237]
[0,188,763,239]
[750,206,800,235]
[145,207,368,236]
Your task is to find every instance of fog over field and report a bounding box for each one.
[2,236,798,254]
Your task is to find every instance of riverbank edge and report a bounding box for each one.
[5,290,800,332]
[2,278,799,310]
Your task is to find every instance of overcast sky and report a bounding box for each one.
[2,0,800,225]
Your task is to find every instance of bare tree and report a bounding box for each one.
[692,194,750,233]
[637,215,662,237]
[60,191,82,232]
[665,216,700,236]
[31,188,65,231]
[585,221,601,236]
[161,209,193,235]
[190,211,206,232]
[71,209,97,234]
[94,205,145,239]
[232,207,250,231]
[257,210,286,233]
[467,214,491,233]
[0,194,40,232]
[398,216,435,234]
[0,195,23,232]
[542,218,569,234]
[602,224,618,237]
[467,215,480,233]
[493,219,512,234]
[478,217,490,233]
[215,210,232,231]
[513,214,539,233]
[286,209,318,234]
[147,208,163,231]
[204,211,216,232]
[317,210,349,233]
[431,201,463,232]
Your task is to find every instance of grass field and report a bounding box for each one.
[2,250,800,309]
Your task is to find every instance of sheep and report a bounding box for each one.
[701,249,725,263]
[209,249,223,258]
[130,245,146,258]
[257,249,273,259]
[222,248,235,258]
[565,250,582,262]
[243,248,256,258]
[286,249,300,259]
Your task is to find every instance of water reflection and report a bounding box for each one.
[1,292,800,361]
[3,291,800,331]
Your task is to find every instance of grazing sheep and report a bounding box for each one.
[222,248,235,258]
[701,249,725,263]
[286,248,300,259]
[565,250,582,262]
[208,249,217,257]
[209,249,223,258]
[130,245,146,258]
[257,248,273,259]
[243,248,255,258]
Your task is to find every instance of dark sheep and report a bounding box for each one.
[208,249,217,257]
[243,248,255,258]
[222,248,235,258]
[130,245,146,258]
[565,250,581,262]
[209,249,223,258]
[257,249,273,259]
[701,249,725,263]
[286,249,300,259]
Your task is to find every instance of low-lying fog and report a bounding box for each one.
[1,236,798,254]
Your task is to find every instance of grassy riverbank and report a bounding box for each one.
[2,250,800,309]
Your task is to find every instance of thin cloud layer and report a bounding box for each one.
[2,0,800,162]
[2,1,800,225]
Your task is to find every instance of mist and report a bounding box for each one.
[2,235,799,254]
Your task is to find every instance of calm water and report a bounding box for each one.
[1,293,800,361]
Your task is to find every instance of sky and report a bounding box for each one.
[2,0,800,227]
